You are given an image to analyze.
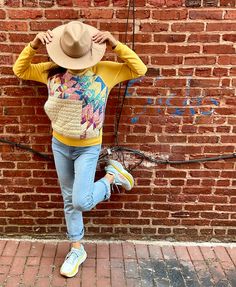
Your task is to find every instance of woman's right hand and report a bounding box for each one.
[30,30,53,50]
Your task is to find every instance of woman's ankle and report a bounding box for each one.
[105,173,115,184]
[72,241,81,249]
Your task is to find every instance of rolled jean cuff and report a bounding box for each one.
[66,228,84,242]
[99,178,111,200]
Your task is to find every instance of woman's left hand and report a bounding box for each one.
[92,31,118,48]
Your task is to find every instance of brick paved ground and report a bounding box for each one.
[0,239,236,287]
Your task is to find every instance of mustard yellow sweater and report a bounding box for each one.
[13,41,147,146]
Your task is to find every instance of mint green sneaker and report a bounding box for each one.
[60,245,87,278]
[105,159,134,191]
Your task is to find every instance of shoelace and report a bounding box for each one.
[111,182,122,193]
[65,250,80,265]
[107,172,122,194]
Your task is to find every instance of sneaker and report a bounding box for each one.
[105,159,134,191]
[60,245,87,278]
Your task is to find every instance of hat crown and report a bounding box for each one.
[60,21,92,58]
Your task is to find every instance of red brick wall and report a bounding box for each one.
[0,0,236,241]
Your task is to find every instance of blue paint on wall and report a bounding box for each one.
[125,77,144,97]
[127,76,220,124]
[210,98,219,106]
[131,117,139,124]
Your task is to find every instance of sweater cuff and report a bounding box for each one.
[112,41,122,51]
[28,42,38,53]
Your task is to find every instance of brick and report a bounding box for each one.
[35,277,51,287]
[9,257,26,274]
[30,21,62,31]
[0,20,28,31]
[96,277,111,287]
[151,56,183,65]
[166,0,184,6]
[97,258,110,277]
[39,0,54,7]
[122,242,136,259]
[112,0,128,6]
[135,44,166,54]
[220,0,235,6]
[45,9,78,19]
[226,247,236,265]
[42,242,57,257]
[116,9,150,19]
[207,22,236,31]
[214,246,233,262]
[154,34,186,42]
[188,34,220,42]
[148,245,164,259]
[203,0,218,6]
[135,244,149,259]
[110,267,126,287]
[91,243,107,259]
[175,246,191,261]
[187,246,204,261]
[124,259,139,279]
[83,243,96,258]
[27,256,41,265]
[8,9,43,19]
[147,0,165,6]
[140,23,169,32]
[83,258,95,267]
[5,276,22,287]
[162,245,177,260]
[81,266,96,287]
[81,9,114,19]
[56,0,73,5]
[38,257,54,276]
[0,240,7,255]
[22,265,38,286]
[2,241,19,256]
[4,0,21,7]
[100,22,133,32]
[0,9,6,18]
[110,243,123,258]
[203,44,235,54]
[152,9,187,20]
[22,0,38,6]
[94,0,109,5]
[0,256,13,269]
[55,242,70,258]
[15,241,31,256]
[189,10,223,19]
[72,0,91,6]
[172,22,204,32]
[168,45,200,54]
[185,0,201,6]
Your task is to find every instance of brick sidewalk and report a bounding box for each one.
[0,239,236,287]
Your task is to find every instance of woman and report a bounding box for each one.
[13,20,147,278]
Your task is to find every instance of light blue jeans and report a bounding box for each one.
[51,136,111,242]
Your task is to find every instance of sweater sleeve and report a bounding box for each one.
[95,41,148,89]
[13,43,55,85]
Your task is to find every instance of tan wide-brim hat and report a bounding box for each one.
[46,21,106,70]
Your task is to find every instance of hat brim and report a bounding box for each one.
[46,23,106,70]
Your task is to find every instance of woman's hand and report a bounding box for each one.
[30,30,53,50]
[92,31,118,48]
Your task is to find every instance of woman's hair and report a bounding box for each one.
[47,66,67,79]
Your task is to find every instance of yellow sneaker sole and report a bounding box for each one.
[60,252,87,278]
[110,161,134,189]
